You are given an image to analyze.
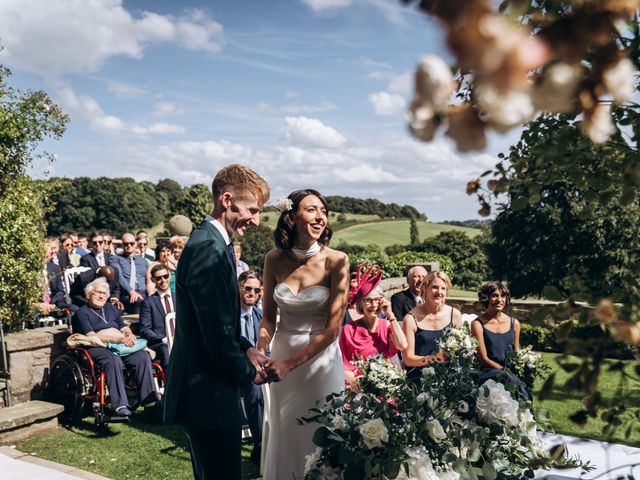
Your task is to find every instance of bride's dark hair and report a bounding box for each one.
[274,189,333,250]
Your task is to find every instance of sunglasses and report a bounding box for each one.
[93,240,104,245]
[242,286,262,294]
[123,242,136,246]
[153,274,170,280]
[139,242,148,246]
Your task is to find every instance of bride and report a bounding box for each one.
[257,189,348,480]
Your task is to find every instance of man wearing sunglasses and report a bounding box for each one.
[139,264,173,370]
[238,269,265,466]
[113,232,149,313]
[80,231,114,271]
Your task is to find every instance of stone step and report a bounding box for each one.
[0,400,64,444]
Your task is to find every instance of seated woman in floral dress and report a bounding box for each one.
[340,263,408,392]
[470,281,530,400]
[402,271,462,384]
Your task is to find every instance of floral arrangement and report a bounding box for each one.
[302,346,582,479]
[275,197,293,212]
[437,325,478,363]
[507,346,551,390]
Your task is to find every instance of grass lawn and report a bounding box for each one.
[16,352,638,479]
[333,220,480,248]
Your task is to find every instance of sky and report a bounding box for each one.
[0,0,520,221]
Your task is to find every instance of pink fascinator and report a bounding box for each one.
[348,262,383,307]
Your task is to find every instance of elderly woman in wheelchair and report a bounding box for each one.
[70,277,162,418]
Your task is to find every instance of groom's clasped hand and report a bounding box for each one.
[246,348,289,384]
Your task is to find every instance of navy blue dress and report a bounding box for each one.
[406,307,453,384]
[474,317,530,400]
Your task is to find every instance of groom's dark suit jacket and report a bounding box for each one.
[164,220,256,429]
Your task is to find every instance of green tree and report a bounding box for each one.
[0,64,68,329]
[409,217,420,247]
[239,224,274,269]
[175,183,211,225]
[156,178,184,216]
[418,230,488,290]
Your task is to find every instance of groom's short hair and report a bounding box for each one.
[211,164,270,205]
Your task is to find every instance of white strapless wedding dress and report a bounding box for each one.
[262,283,344,480]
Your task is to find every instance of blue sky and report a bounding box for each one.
[0,0,519,220]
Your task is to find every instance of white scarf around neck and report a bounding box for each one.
[291,241,322,260]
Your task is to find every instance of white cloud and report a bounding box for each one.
[387,71,413,96]
[367,71,392,80]
[284,90,299,99]
[257,101,274,112]
[153,101,184,117]
[106,81,147,98]
[361,57,392,69]
[369,91,406,116]
[0,1,224,77]
[280,101,337,114]
[301,0,352,11]
[56,84,184,136]
[285,116,347,148]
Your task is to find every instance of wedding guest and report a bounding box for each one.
[103,233,116,255]
[112,232,148,314]
[136,230,155,261]
[70,265,123,311]
[169,236,185,263]
[58,234,75,270]
[71,277,161,417]
[340,263,407,392]
[391,266,428,324]
[238,269,265,465]
[234,243,249,276]
[76,233,90,255]
[80,231,114,271]
[471,281,530,399]
[403,271,462,383]
[138,264,174,370]
[146,240,176,295]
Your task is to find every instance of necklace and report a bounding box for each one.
[291,241,321,260]
[91,307,108,324]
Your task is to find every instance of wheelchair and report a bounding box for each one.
[49,346,165,429]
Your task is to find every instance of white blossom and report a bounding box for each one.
[426,419,447,442]
[476,379,520,427]
[603,57,636,104]
[391,446,440,480]
[476,82,535,132]
[304,447,322,474]
[330,415,348,431]
[408,100,439,141]
[458,400,469,413]
[582,103,615,144]
[532,63,581,113]
[358,418,389,449]
[275,197,293,212]
[414,55,455,111]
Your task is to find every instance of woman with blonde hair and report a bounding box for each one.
[402,270,462,382]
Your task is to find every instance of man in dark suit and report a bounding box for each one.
[80,231,114,271]
[138,264,174,370]
[237,269,265,465]
[391,266,428,322]
[70,266,123,311]
[164,164,271,480]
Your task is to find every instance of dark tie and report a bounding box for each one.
[164,293,172,315]
[228,242,237,271]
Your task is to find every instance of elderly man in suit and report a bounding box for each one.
[80,231,114,271]
[164,164,272,480]
[390,266,428,322]
[138,264,174,370]
[113,232,148,314]
[238,269,265,465]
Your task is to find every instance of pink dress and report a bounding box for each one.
[339,319,399,373]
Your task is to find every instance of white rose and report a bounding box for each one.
[415,55,454,111]
[532,62,581,113]
[304,447,322,474]
[416,393,428,405]
[476,379,520,427]
[426,419,447,442]
[438,468,461,480]
[476,82,535,132]
[358,418,389,449]
[582,103,615,144]
[392,446,440,480]
[603,57,636,104]
[458,400,469,413]
[331,415,348,431]
[318,464,342,480]
[422,366,435,378]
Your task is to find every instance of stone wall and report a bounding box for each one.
[0,326,70,406]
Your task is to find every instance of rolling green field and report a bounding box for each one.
[260,212,381,230]
[332,220,480,247]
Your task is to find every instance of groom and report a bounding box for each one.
[164,164,272,480]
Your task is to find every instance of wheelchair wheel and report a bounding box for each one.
[49,354,86,425]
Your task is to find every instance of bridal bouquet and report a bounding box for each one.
[506,346,550,390]
[302,352,583,480]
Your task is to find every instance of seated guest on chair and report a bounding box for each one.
[71,277,161,417]
[146,240,177,295]
[80,231,114,271]
[390,266,428,323]
[340,263,407,392]
[238,270,265,465]
[113,232,148,314]
[470,281,530,400]
[70,265,123,311]
[138,264,174,370]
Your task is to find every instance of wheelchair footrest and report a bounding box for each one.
[101,415,131,424]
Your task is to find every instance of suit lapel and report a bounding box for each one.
[152,293,164,317]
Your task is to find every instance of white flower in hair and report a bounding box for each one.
[275,197,293,212]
